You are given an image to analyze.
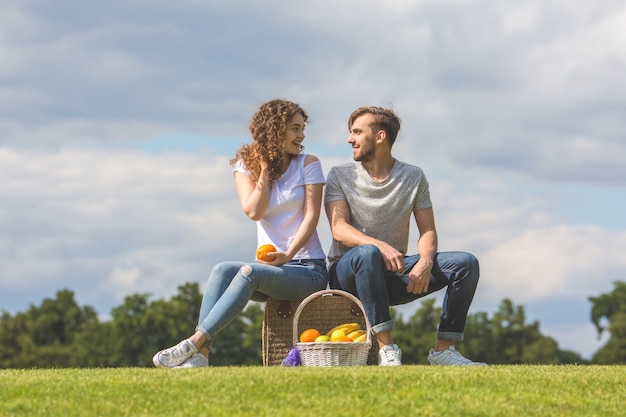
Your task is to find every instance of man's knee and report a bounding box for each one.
[354,244,381,258]
[351,244,385,268]
[455,252,479,286]
[463,252,479,277]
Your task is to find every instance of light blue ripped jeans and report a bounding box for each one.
[196,259,328,343]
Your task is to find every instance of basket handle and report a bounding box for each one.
[292,289,371,345]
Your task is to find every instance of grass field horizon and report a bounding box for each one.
[2,365,624,416]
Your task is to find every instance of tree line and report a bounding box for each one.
[1,281,625,368]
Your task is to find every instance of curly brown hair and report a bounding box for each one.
[230,99,309,186]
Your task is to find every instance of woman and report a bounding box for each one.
[152,99,328,368]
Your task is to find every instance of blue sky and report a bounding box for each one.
[1,0,625,359]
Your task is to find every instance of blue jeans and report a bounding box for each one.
[196,259,328,342]
[329,244,479,341]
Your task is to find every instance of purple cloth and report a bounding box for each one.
[281,347,301,366]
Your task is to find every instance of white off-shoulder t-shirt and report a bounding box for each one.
[233,154,326,260]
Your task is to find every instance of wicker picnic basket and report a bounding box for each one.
[293,290,372,367]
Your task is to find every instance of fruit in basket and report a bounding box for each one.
[347,329,366,341]
[314,335,330,342]
[256,244,277,262]
[353,333,367,343]
[330,329,347,342]
[325,322,360,337]
[299,328,321,343]
[335,336,353,342]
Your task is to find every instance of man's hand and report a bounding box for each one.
[377,241,405,273]
[406,257,433,294]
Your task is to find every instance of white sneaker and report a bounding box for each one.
[378,344,402,366]
[427,346,487,366]
[152,339,198,368]
[174,352,209,368]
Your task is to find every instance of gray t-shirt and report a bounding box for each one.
[324,159,432,263]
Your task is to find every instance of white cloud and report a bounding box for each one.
[0,148,252,312]
[422,173,626,306]
[481,225,626,302]
[108,261,141,297]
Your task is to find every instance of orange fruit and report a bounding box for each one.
[256,244,277,262]
[299,328,321,343]
[335,336,353,342]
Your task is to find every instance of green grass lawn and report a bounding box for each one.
[1,365,624,417]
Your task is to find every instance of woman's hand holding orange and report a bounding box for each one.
[256,244,291,266]
[256,244,276,261]
[259,251,290,266]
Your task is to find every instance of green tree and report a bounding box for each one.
[0,290,102,368]
[70,319,114,367]
[109,282,264,367]
[210,302,264,366]
[110,293,153,366]
[557,349,587,364]
[461,311,494,363]
[521,337,559,364]
[589,281,626,364]
[109,282,205,367]
[7,282,606,367]
[489,299,560,364]
[462,299,583,364]
[29,290,94,346]
[0,311,32,368]
[388,298,579,365]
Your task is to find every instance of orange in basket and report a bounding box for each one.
[334,336,353,342]
[299,328,321,343]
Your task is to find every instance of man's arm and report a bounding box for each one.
[406,207,438,294]
[325,199,406,272]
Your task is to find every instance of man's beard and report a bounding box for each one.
[354,146,375,163]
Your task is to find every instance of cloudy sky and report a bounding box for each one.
[2,0,625,359]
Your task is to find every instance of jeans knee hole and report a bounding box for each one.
[240,265,252,277]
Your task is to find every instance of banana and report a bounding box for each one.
[342,323,360,334]
[325,322,360,337]
[353,334,367,343]
[347,329,366,340]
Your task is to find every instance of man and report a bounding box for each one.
[324,106,486,366]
